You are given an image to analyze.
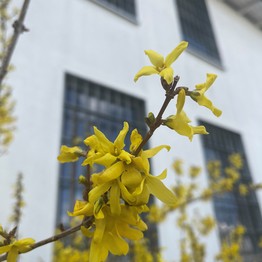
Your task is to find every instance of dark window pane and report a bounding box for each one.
[200,120,262,257]
[176,0,221,65]
[96,0,136,17]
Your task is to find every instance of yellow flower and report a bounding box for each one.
[239,184,248,196]
[233,225,246,237]
[216,243,241,261]
[201,188,213,200]
[189,166,202,178]
[82,123,177,210]
[147,204,166,223]
[207,160,221,179]
[57,145,85,163]
[0,238,35,262]
[86,205,147,262]
[67,200,94,217]
[172,159,183,175]
[82,122,131,167]
[198,216,215,235]
[118,169,177,207]
[228,153,243,170]
[224,167,240,182]
[190,73,222,117]
[163,89,208,140]
[134,41,188,84]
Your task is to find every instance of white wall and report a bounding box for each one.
[1,0,262,261]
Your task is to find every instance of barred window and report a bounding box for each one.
[90,0,136,20]
[200,121,262,259]
[176,0,222,67]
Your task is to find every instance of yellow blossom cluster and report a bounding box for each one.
[134,41,222,141]
[216,225,246,262]
[58,122,177,261]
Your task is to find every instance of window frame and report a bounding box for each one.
[200,120,262,258]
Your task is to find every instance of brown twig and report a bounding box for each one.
[0,217,94,261]
[134,76,180,156]
[0,0,31,89]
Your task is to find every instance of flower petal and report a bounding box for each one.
[196,95,222,117]
[144,50,164,68]
[7,247,18,262]
[68,200,93,217]
[165,41,188,67]
[57,145,83,163]
[93,126,114,153]
[142,145,170,159]
[94,153,117,167]
[156,169,167,180]
[118,150,132,164]
[114,122,129,151]
[164,114,193,140]
[176,88,186,114]
[132,156,150,173]
[0,245,11,254]
[121,166,143,189]
[159,67,174,84]
[118,181,136,204]
[89,182,112,204]
[93,218,106,243]
[105,231,129,255]
[90,241,108,262]
[109,182,121,215]
[134,66,159,82]
[195,73,217,91]
[81,226,93,238]
[130,129,143,153]
[146,175,177,205]
[117,223,143,240]
[192,125,209,135]
[96,161,125,184]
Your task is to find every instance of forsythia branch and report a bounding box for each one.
[134,76,180,155]
[0,217,93,262]
[0,0,30,89]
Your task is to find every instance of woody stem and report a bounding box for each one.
[134,76,180,156]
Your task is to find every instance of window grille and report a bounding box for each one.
[176,0,222,66]
[200,121,262,258]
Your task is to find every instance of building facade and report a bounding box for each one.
[1,0,262,261]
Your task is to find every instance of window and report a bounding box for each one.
[90,0,136,21]
[176,0,222,67]
[200,121,262,259]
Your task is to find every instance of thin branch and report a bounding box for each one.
[0,217,94,262]
[134,76,180,155]
[0,0,31,89]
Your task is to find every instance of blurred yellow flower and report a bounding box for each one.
[229,153,243,169]
[172,159,184,175]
